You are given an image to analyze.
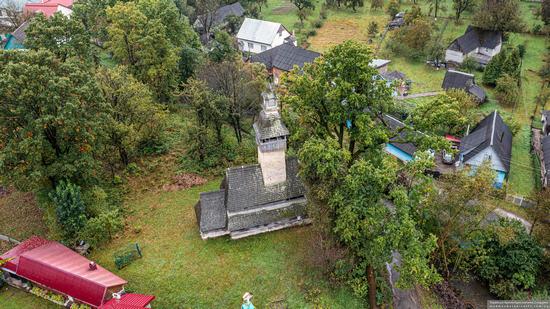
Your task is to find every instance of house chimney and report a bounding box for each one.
[253,92,289,186]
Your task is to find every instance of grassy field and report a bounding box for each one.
[262,0,323,31]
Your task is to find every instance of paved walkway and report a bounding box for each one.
[395,91,443,100]
[493,208,532,232]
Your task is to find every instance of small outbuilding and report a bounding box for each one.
[442,70,486,103]
[3,20,28,50]
[1,236,155,308]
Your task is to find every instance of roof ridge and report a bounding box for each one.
[489,110,497,146]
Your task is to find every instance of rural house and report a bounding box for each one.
[2,20,27,50]
[249,42,320,84]
[445,25,502,66]
[381,70,409,96]
[236,18,294,54]
[1,236,155,308]
[542,110,550,136]
[195,92,308,240]
[193,2,244,34]
[458,111,512,188]
[442,70,486,102]
[24,0,73,17]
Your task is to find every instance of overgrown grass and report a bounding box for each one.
[262,0,322,31]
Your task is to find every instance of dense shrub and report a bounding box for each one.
[495,74,521,107]
[80,210,124,247]
[50,180,88,242]
[466,219,544,299]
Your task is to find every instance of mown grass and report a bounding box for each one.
[0,286,57,309]
[86,180,365,308]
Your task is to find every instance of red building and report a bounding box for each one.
[1,236,154,308]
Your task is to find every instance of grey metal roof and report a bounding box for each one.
[224,157,305,213]
[249,43,320,72]
[237,18,287,45]
[383,114,417,156]
[11,20,28,42]
[442,70,474,89]
[459,111,512,172]
[442,70,486,102]
[468,84,486,102]
[381,70,406,81]
[448,25,502,54]
[195,190,227,233]
[194,2,244,29]
[543,136,550,183]
[369,59,391,69]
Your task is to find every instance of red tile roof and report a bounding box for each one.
[100,294,156,309]
[24,0,73,17]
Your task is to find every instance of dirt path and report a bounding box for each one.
[395,91,443,100]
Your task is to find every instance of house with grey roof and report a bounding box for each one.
[442,70,486,103]
[195,92,308,239]
[445,26,502,66]
[369,59,391,73]
[459,111,512,188]
[236,18,294,54]
[249,42,320,84]
[193,2,244,34]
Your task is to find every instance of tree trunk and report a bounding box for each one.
[367,265,377,309]
[118,146,129,166]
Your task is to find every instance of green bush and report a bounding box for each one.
[80,210,124,247]
[466,219,544,299]
[312,19,323,28]
[307,29,317,37]
[49,180,88,242]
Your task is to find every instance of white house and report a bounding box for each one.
[236,18,294,54]
[445,26,502,66]
[459,111,512,188]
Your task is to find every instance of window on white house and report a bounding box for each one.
[248,42,254,50]
[261,45,267,51]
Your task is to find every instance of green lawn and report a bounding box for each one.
[86,180,365,308]
[0,286,57,309]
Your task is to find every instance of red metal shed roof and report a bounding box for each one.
[0,236,51,273]
[100,294,156,309]
[1,237,127,307]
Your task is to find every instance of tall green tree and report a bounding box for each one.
[197,58,265,144]
[208,30,238,63]
[25,13,93,62]
[408,94,468,135]
[105,0,199,102]
[72,0,117,44]
[282,42,444,308]
[0,50,106,190]
[96,66,167,167]
[452,0,475,22]
[291,0,315,26]
[495,74,521,107]
[474,0,524,32]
